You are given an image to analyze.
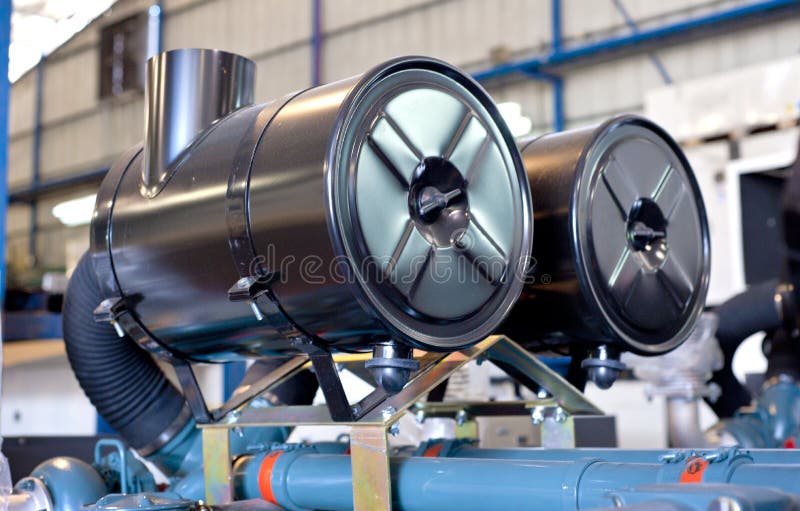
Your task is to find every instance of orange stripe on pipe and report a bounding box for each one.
[257,450,283,505]
[423,444,445,457]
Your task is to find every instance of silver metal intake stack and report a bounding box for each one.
[143,49,255,195]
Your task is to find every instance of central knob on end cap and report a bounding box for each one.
[417,186,461,220]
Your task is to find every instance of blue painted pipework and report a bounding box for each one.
[232,445,800,511]
[30,457,107,511]
[712,379,800,448]
[145,416,290,501]
[415,439,800,465]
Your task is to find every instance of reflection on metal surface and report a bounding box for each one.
[143,49,255,196]
[95,54,531,362]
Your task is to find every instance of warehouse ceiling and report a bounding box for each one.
[10,0,117,81]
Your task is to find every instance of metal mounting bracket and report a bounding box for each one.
[196,335,603,510]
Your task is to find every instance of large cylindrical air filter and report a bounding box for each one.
[91,49,532,361]
[502,115,709,355]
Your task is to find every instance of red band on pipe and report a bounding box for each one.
[423,444,445,457]
[257,450,283,504]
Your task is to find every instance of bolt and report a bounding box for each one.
[708,496,741,511]
[476,354,487,366]
[381,406,397,421]
[702,449,729,463]
[455,409,468,426]
[226,410,241,424]
[251,397,270,409]
[658,451,685,463]
[531,406,545,425]
[554,407,567,423]
[233,427,244,438]
[250,301,264,321]
[415,410,426,424]
[111,320,125,338]
[389,422,400,437]
[351,404,362,416]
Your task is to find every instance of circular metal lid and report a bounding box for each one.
[575,116,709,354]
[331,58,532,350]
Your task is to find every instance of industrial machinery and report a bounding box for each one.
[503,116,710,388]
[6,49,800,511]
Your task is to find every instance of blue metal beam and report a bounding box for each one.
[610,0,673,84]
[473,0,800,82]
[311,0,322,86]
[0,0,11,304]
[549,0,564,131]
[30,60,44,260]
[550,0,562,52]
[8,166,109,203]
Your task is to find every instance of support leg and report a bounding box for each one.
[203,428,233,505]
[350,425,392,510]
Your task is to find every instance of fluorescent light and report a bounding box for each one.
[497,101,533,138]
[52,194,97,226]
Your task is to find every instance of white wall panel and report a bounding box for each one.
[561,0,739,42]
[40,97,143,180]
[7,135,33,189]
[6,204,31,237]
[323,0,550,82]
[254,45,312,101]
[162,0,310,57]
[9,73,35,135]
[42,49,99,125]
[325,0,436,32]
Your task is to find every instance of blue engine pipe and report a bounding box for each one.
[709,378,800,448]
[232,445,800,511]
[417,439,800,465]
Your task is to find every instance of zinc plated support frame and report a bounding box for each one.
[198,335,602,510]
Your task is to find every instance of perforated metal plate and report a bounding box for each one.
[331,60,532,350]
[576,118,709,353]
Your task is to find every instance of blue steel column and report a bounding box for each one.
[29,59,43,263]
[610,0,672,84]
[311,0,322,86]
[549,0,564,132]
[0,0,10,303]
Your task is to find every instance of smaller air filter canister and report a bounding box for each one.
[503,115,710,355]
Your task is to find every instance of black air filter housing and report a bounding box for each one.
[91,50,533,361]
[503,115,709,355]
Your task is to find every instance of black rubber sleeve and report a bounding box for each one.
[714,279,782,350]
[62,252,187,451]
[707,280,782,417]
